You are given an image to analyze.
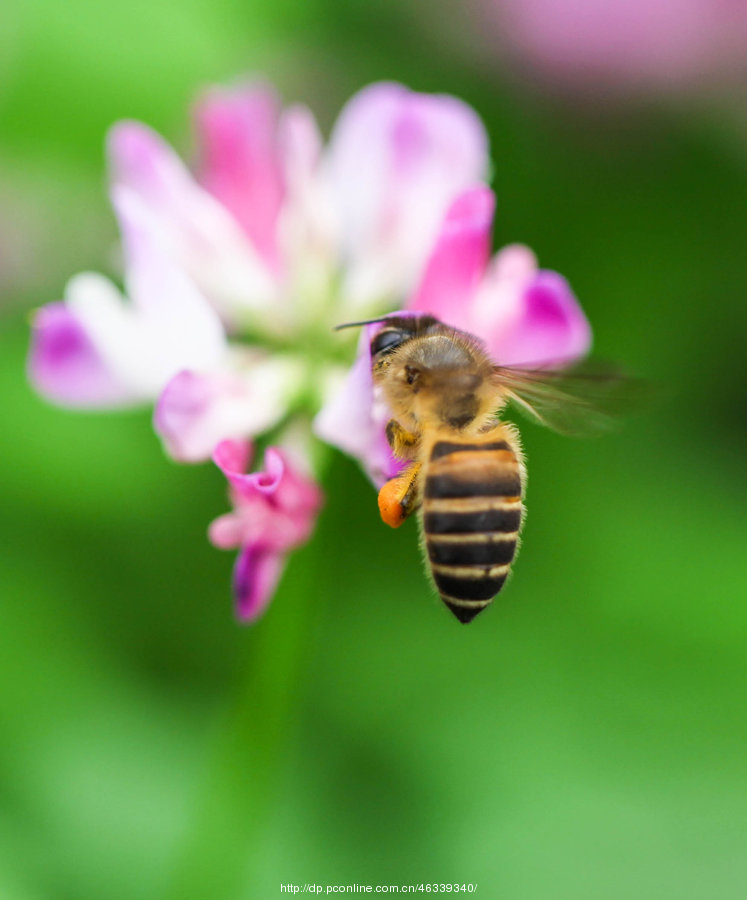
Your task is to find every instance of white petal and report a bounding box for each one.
[65,273,158,397]
[108,122,279,326]
[325,83,490,307]
[155,354,306,462]
[66,237,228,400]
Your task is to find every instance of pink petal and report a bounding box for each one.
[313,324,406,488]
[277,105,337,269]
[233,445,285,498]
[491,243,538,282]
[208,488,317,553]
[494,0,735,89]
[108,120,276,326]
[269,450,324,525]
[452,242,592,367]
[467,243,539,352]
[112,188,227,362]
[494,271,591,365]
[154,363,290,463]
[409,186,494,325]
[194,84,285,271]
[212,440,323,525]
[211,440,324,621]
[209,442,292,551]
[208,510,250,550]
[327,82,490,302]
[108,121,189,211]
[212,439,256,491]
[233,542,286,622]
[487,270,592,366]
[28,302,134,407]
[279,104,322,180]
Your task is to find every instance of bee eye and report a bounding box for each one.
[371,329,408,357]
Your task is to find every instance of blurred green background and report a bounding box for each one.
[1,1,746,898]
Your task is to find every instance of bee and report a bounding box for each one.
[338,312,636,624]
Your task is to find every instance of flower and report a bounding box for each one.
[478,0,747,96]
[29,81,489,456]
[313,185,591,486]
[28,79,493,621]
[27,78,593,622]
[408,186,590,365]
[28,229,227,408]
[208,440,323,622]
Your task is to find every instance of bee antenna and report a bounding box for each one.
[333,316,390,332]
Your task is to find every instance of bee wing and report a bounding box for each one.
[492,360,647,437]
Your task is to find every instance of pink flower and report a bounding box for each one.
[208,440,323,621]
[27,78,594,623]
[314,185,591,486]
[153,354,303,463]
[409,186,590,365]
[314,321,406,488]
[29,81,489,464]
[481,0,747,95]
[28,211,227,408]
[324,83,489,308]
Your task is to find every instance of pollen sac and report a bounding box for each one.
[378,478,408,528]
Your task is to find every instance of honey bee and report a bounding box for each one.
[339,313,634,624]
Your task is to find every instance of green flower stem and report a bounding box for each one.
[163,447,334,900]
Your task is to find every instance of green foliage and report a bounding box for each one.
[1,2,746,897]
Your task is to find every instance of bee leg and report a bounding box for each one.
[377,463,422,529]
[385,419,419,459]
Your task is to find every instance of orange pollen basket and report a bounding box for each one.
[377,478,408,528]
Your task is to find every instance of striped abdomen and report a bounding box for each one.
[423,436,523,623]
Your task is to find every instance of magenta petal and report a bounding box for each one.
[108,118,277,328]
[313,324,405,488]
[28,303,133,407]
[247,447,285,496]
[213,440,323,620]
[194,84,285,271]
[279,104,322,180]
[208,511,248,550]
[493,0,734,89]
[108,121,182,207]
[270,452,324,527]
[409,186,495,326]
[210,445,321,553]
[154,364,289,464]
[490,270,592,366]
[233,542,285,622]
[330,83,489,190]
[154,372,237,464]
[213,438,254,484]
[328,83,490,298]
[213,438,284,499]
[212,440,322,531]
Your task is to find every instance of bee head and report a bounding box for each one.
[368,315,442,371]
[376,329,493,430]
[334,314,442,364]
[336,313,493,429]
